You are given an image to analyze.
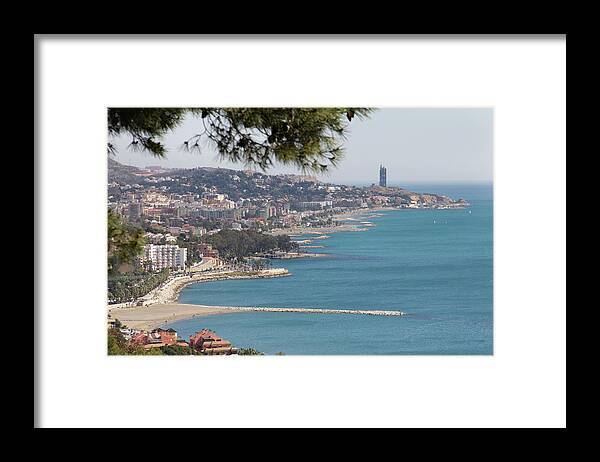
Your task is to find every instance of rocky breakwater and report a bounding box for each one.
[227,306,407,317]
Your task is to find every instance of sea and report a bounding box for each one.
[165,184,493,355]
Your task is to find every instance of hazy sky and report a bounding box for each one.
[111,108,492,185]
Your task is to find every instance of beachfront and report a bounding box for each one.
[108,265,292,328]
[109,302,406,331]
[107,208,396,331]
[143,267,290,305]
[108,303,236,331]
[267,207,393,236]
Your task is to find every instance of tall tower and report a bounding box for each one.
[379,164,387,187]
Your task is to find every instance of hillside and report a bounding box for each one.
[107,158,465,206]
[107,158,146,184]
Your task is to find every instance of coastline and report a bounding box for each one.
[269,204,467,236]
[107,203,474,333]
[108,207,398,331]
[269,206,396,236]
[108,303,239,331]
[108,303,406,331]
[149,267,290,305]
[107,268,292,330]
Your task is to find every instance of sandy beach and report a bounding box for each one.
[108,303,235,330]
[107,267,292,329]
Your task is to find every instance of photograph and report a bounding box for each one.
[35,35,565,429]
[106,107,493,356]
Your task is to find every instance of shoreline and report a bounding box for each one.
[108,302,407,331]
[108,207,412,331]
[269,205,467,236]
[108,303,238,331]
[269,206,396,236]
[158,268,291,304]
[107,204,471,331]
[111,267,291,308]
[107,214,380,330]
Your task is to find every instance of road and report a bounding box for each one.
[190,257,219,273]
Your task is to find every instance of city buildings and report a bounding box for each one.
[196,243,219,258]
[128,202,142,221]
[379,165,387,187]
[293,200,333,211]
[143,244,188,271]
[193,208,242,220]
[107,160,468,264]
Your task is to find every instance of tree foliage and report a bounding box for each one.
[160,344,202,355]
[107,209,146,273]
[108,108,187,157]
[203,229,296,260]
[237,348,265,356]
[108,107,374,173]
[108,269,170,303]
[107,328,163,355]
[250,258,272,271]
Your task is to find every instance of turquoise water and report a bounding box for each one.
[167,184,493,355]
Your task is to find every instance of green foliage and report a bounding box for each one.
[108,209,146,274]
[159,345,201,355]
[237,348,264,355]
[107,329,204,356]
[108,107,374,172]
[108,329,266,356]
[108,269,170,303]
[250,258,271,271]
[108,108,187,157]
[107,328,126,355]
[203,229,296,260]
[107,328,159,355]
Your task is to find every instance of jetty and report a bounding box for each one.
[221,306,406,317]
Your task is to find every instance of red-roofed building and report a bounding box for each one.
[130,328,179,349]
[189,329,237,355]
[155,328,178,345]
[127,327,236,354]
[131,332,149,346]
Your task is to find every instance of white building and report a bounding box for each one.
[143,244,187,271]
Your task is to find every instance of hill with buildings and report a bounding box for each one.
[108,158,468,235]
[108,159,464,205]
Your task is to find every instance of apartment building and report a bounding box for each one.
[143,244,188,271]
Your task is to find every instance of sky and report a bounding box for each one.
[111,108,492,185]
